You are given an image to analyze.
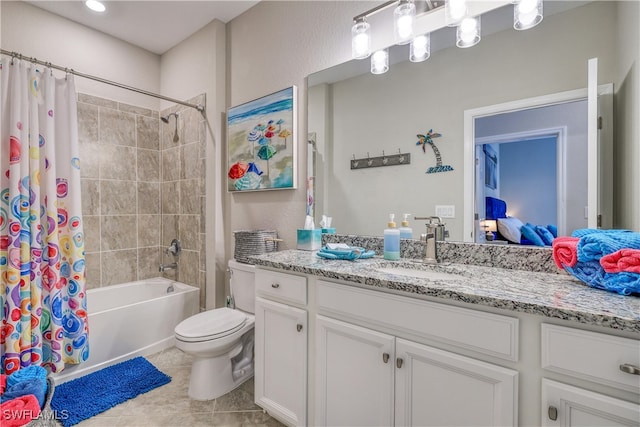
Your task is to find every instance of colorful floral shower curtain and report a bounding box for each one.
[0,57,89,374]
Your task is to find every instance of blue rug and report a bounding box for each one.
[51,356,171,427]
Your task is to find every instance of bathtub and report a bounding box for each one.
[54,277,199,384]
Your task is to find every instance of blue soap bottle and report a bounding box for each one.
[399,213,413,239]
[384,214,400,261]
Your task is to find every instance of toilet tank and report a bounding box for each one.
[228,260,255,314]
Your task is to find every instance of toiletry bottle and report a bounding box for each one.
[384,214,400,261]
[399,213,413,239]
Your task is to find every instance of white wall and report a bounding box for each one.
[160,20,226,309]
[1,1,161,110]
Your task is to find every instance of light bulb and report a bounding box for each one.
[352,19,371,59]
[371,49,389,74]
[446,0,467,26]
[85,0,105,12]
[514,0,543,30]
[394,0,416,45]
[456,16,481,48]
[410,34,430,62]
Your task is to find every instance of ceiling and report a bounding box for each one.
[24,1,260,55]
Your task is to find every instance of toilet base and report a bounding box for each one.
[188,354,254,400]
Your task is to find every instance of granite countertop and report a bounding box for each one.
[249,250,640,333]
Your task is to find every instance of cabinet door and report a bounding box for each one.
[542,378,640,427]
[395,338,518,427]
[255,297,307,426]
[316,315,395,427]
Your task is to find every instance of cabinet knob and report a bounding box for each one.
[396,358,404,369]
[271,283,280,288]
[382,353,390,363]
[548,406,558,421]
[297,324,303,332]
[619,363,640,375]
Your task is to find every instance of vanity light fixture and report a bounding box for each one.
[410,33,431,62]
[445,0,467,27]
[371,49,389,74]
[456,16,481,48]
[352,16,371,59]
[394,0,416,45]
[85,0,106,13]
[514,0,543,30]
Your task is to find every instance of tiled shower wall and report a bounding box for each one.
[78,93,207,309]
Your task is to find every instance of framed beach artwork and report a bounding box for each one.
[227,86,297,192]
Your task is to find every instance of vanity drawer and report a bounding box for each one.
[317,280,518,361]
[256,269,307,305]
[541,324,640,393]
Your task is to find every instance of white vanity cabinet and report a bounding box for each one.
[540,324,640,426]
[315,280,519,427]
[254,269,307,426]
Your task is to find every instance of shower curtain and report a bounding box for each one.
[0,57,89,374]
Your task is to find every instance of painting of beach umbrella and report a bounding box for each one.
[257,144,277,176]
[227,86,297,191]
[278,129,292,149]
[228,161,249,179]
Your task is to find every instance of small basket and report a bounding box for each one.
[25,375,57,427]
[234,230,280,263]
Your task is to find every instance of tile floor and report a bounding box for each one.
[70,347,285,427]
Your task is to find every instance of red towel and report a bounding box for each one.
[552,236,580,269]
[0,374,6,394]
[0,394,41,427]
[600,249,640,273]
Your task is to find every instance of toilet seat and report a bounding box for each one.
[175,308,247,343]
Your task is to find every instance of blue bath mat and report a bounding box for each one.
[50,356,171,427]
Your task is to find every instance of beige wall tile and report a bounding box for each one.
[102,250,138,286]
[100,145,137,181]
[118,103,152,117]
[178,250,199,287]
[78,103,99,145]
[180,142,200,180]
[83,215,101,253]
[101,215,137,251]
[161,214,179,245]
[138,247,161,280]
[84,252,101,289]
[138,214,160,247]
[78,93,118,109]
[138,182,160,215]
[138,148,160,182]
[100,180,137,215]
[137,116,160,150]
[79,141,100,179]
[162,147,180,182]
[161,181,179,214]
[81,179,100,216]
[100,108,136,147]
[180,180,199,215]
[178,215,199,251]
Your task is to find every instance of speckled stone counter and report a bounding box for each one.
[249,250,640,333]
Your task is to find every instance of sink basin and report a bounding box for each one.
[375,266,464,281]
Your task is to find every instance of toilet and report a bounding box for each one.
[174,260,255,400]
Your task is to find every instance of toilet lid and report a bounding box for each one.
[175,308,247,342]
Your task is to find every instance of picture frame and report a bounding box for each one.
[483,144,497,190]
[227,86,297,192]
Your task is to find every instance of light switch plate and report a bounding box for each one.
[435,205,455,218]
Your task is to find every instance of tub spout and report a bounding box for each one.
[159,262,178,272]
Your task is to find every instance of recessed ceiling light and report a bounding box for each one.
[85,0,106,13]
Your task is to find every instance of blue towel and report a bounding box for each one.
[6,365,48,390]
[0,377,47,408]
[565,261,605,289]
[571,228,632,238]
[576,231,640,262]
[316,246,375,260]
[603,272,640,296]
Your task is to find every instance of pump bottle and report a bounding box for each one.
[399,213,413,239]
[384,214,400,260]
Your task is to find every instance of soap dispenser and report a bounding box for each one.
[399,213,413,239]
[384,214,400,261]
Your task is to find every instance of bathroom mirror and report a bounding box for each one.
[307,0,624,242]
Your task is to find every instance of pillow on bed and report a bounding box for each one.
[535,225,555,246]
[521,224,545,246]
[497,217,524,243]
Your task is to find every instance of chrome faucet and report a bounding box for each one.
[414,216,446,264]
[159,262,177,273]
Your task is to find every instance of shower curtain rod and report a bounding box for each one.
[1,49,205,113]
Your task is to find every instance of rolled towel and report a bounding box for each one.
[0,377,46,408]
[602,272,640,296]
[1,373,6,394]
[6,365,48,391]
[564,261,605,289]
[571,228,632,238]
[600,249,640,273]
[0,394,41,427]
[552,236,579,269]
[577,231,640,262]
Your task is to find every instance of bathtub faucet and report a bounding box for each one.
[159,262,178,272]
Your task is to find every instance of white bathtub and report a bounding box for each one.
[54,277,199,384]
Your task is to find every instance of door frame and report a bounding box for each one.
[463,84,613,242]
